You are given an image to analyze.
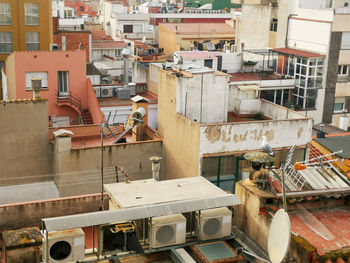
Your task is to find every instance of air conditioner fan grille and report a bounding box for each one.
[156,225,175,244]
[203,218,221,236]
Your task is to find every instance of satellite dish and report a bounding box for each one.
[268,209,291,263]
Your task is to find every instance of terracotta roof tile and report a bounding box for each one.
[160,23,235,35]
[290,207,350,256]
[92,40,126,49]
[91,30,113,41]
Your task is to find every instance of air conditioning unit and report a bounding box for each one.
[150,214,186,249]
[128,82,136,96]
[93,87,101,98]
[196,207,232,241]
[43,228,85,263]
[101,86,113,97]
[50,44,59,51]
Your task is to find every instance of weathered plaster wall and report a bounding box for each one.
[0,193,108,230]
[157,69,201,179]
[0,100,52,186]
[53,137,162,196]
[158,24,177,55]
[176,72,229,124]
[234,181,271,252]
[239,5,271,49]
[199,118,312,155]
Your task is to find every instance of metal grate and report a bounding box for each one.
[156,225,175,244]
[203,218,221,237]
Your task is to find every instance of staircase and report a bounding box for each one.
[82,110,93,125]
[56,92,94,125]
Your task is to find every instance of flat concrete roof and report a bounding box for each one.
[314,135,350,159]
[104,176,230,208]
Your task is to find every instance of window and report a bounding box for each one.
[26,32,40,50]
[25,3,39,25]
[25,72,48,90]
[115,49,121,57]
[0,2,11,25]
[341,32,350,49]
[270,18,278,32]
[334,98,345,113]
[80,6,84,11]
[123,25,133,33]
[0,32,12,53]
[338,65,349,76]
[57,71,69,96]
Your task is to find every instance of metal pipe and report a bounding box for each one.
[100,131,104,211]
[217,157,221,187]
[199,74,203,123]
[276,187,350,198]
[285,14,298,48]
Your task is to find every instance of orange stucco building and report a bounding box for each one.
[0,0,53,98]
[5,50,103,126]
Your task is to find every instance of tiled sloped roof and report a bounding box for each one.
[91,30,113,41]
[290,207,350,256]
[273,47,324,58]
[92,40,126,49]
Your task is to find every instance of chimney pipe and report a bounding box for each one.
[150,156,162,181]
[31,78,42,99]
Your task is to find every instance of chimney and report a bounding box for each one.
[150,156,162,181]
[31,78,42,99]
[131,96,149,141]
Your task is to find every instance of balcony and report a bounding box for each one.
[199,99,313,155]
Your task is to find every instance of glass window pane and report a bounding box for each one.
[300,76,306,87]
[309,59,316,66]
[307,77,315,87]
[301,66,307,75]
[307,98,316,108]
[316,77,323,87]
[317,58,324,66]
[307,89,317,98]
[25,3,39,25]
[308,67,315,76]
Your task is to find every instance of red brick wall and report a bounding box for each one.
[53,31,90,62]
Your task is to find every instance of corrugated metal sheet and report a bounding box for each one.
[43,195,241,232]
[270,165,350,194]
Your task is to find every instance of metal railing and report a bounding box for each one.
[56,91,86,124]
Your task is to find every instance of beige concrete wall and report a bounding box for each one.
[234,181,271,251]
[54,137,162,196]
[0,193,108,230]
[5,53,16,100]
[147,63,161,95]
[332,14,350,32]
[157,69,201,179]
[338,50,350,65]
[158,24,177,55]
[0,100,52,186]
[335,81,350,97]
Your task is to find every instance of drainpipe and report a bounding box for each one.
[285,14,298,48]
[240,42,245,72]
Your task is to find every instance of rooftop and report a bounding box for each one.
[290,207,350,256]
[98,90,158,107]
[229,72,287,82]
[91,30,113,41]
[314,135,350,159]
[104,176,232,209]
[272,47,325,58]
[160,23,235,35]
[92,40,126,49]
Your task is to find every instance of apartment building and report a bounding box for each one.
[151,62,312,191]
[0,0,53,98]
[233,0,350,129]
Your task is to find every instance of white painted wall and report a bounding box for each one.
[287,18,331,54]
[199,115,313,155]
[2,69,7,100]
[87,75,101,85]
[176,72,229,124]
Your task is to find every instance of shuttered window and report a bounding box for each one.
[25,72,48,90]
[341,32,350,49]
